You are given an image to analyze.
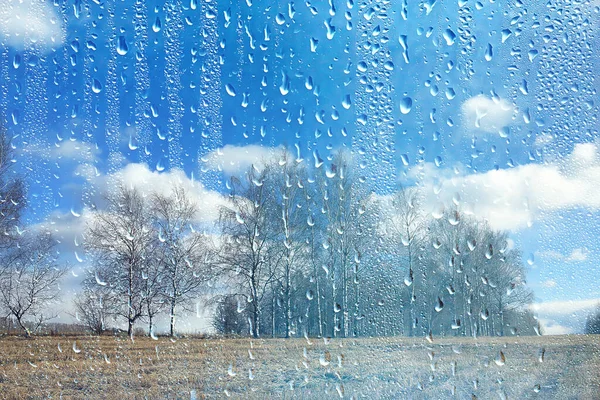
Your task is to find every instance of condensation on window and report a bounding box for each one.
[0,0,598,399]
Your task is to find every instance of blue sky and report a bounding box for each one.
[1,0,599,334]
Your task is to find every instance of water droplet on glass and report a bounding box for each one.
[400,154,409,166]
[494,351,506,366]
[235,213,245,224]
[443,29,456,46]
[528,49,538,62]
[404,269,413,286]
[527,254,535,266]
[485,244,493,259]
[227,364,236,377]
[319,351,331,366]
[324,18,336,39]
[117,36,128,55]
[92,79,103,94]
[152,17,162,32]
[484,43,493,61]
[399,97,413,114]
[279,71,290,95]
[225,83,236,97]
[519,79,529,95]
[435,297,444,312]
[342,94,352,109]
[95,272,107,286]
[480,309,489,320]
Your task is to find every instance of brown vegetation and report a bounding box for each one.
[0,335,598,399]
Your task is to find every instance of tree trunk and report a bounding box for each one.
[285,262,291,338]
[128,260,134,339]
[353,274,359,337]
[498,298,505,336]
[127,319,134,338]
[315,271,323,338]
[271,284,276,338]
[409,285,416,337]
[16,317,30,337]
[251,274,260,338]
[170,298,176,337]
[332,266,337,338]
[342,258,348,338]
[252,302,259,338]
[311,228,323,338]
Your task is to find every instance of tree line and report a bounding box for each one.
[210,149,537,338]
[0,130,538,338]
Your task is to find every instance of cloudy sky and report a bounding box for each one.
[1,0,599,334]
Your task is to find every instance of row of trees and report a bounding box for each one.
[78,186,215,337]
[209,149,537,338]
[0,128,538,338]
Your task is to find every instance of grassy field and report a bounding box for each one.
[0,334,598,399]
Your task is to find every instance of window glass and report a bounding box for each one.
[0,0,598,398]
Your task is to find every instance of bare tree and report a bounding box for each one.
[305,192,326,338]
[0,233,67,336]
[72,285,118,335]
[485,233,533,336]
[319,150,372,338]
[423,211,535,338]
[140,257,165,336]
[151,185,213,337]
[380,186,427,336]
[207,148,536,339]
[86,186,157,337]
[216,164,282,338]
[269,151,310,337]
[0,131,25,249]
[212,294,249,335]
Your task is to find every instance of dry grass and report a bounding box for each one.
[0,334,598,399]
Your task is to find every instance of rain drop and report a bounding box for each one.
[92,79,103,94]
[117,36,128,56]
[399,97,413,114]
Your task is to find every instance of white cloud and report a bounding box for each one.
[537,248,589,263]
[0,0,64,53]
[541,279,557,288]
[537,319,574,335]
[53,140,100,162]
[530,298,600,316]
[201,144,291,175]
[461,94,516,134]
[568,248,589,262]
[34,162,228,261]
[530,298,600,335]
[537,250,563,260]
[34,209,90,256]
[411,142,600,231]
[23,139,100,163]
[534,133,554,147]
[103,163,228,225]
